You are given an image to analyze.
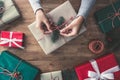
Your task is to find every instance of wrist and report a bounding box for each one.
[77,16,84,23]
[35,8,44,15]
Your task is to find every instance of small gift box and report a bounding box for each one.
[62,69,78,80]
[75,53,120,80]
[0,31,24,49]
[40,71,63,80]
[94,1,120,33]
[28,1,86,54]
[0,51,39,80]
[0,0,20,29]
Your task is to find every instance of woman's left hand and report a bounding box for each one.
[60,16,84,37]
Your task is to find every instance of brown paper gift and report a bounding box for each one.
[28,1,87,54]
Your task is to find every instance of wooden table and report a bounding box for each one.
[0,0,120,80]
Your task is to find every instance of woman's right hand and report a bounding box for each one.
[35,9,52,34]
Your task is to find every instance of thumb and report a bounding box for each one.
[60,24,72,33]
[44,20,52,32]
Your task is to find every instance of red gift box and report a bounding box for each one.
[75,53,120,80]
[0,31,24,49]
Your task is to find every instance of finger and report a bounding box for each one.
[44,20,52,32]
[61,29,77,37]
[60,26,69,33]
[67,30,78,37]
[36,22,45,34]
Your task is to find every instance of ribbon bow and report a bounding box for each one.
[0,60,23,80]
[85,59,120,80]
[99,3,120,28]
[0,32,24,49]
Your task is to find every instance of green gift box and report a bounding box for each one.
[94,1,120,33]
[62,69,78,80]
[0,0,20,29]
[0,51,39,80]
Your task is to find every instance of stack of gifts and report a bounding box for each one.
[28,1,86,55]
[0,51,39,80]
[95,0,120,33]
[0,0,20,29]
[39,53,120,80]
[0,31,24,49]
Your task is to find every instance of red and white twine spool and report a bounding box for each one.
[88,39,104,54]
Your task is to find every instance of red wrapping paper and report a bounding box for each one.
[0,31,23,48]
[75,53,120,80]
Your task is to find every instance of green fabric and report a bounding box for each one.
[94,1,120,33]
[0,0,20,28]
[62,69,78,80]
[0,51,39,80]
[51,17,65,43]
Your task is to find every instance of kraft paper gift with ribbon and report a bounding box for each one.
[94,0,120,33]
[75,53,120,80]
[28,1,87,55]
[0,31,24,49]
[62,69,78,80]
[0,51,39,80]
[0,0,20,29]
[40,71,63,80]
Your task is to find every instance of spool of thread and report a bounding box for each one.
[88,39,104,54]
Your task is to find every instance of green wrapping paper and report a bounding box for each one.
[62,69,78,80]
[0,51,39,80]
[94,1,120,33]
[0,0,20,29]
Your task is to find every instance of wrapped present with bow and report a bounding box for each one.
[0,51,39,80]
[62,69,78,80]
[94,1,120,33]
[0,0,20,29]
[0,31,24,49]
[28,1,86,54]
[40,71,63,80]
[75,53,120,80]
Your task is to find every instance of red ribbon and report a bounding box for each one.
[38,16,75,41]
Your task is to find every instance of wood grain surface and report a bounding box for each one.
[0,0,120,80]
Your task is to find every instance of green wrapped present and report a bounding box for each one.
[94,1,120,33]
[0,0,20,29]
[0,51,39,80]
[40,71,63,80]
[62,69,78,80]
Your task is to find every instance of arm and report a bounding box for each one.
[77,0,96,19]
[28,0,52,34]
[60,0,96,37]
[28,0,42,13]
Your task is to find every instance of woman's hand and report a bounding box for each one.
[60,16,84,37]
[35,9,52,34]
